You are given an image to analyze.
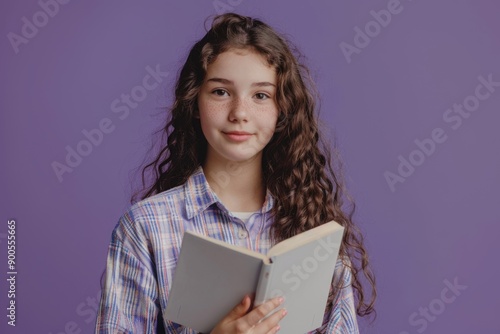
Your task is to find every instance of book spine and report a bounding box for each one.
[253,262,274,307]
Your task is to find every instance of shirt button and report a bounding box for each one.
[238,230,248,239]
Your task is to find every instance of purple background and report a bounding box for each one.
[1,0,499,333]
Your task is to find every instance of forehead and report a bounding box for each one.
[205,49,276,84]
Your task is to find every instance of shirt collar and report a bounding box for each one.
[184,165,274,219]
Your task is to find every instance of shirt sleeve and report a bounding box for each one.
[95,212,162,334]
[314,257,360,334]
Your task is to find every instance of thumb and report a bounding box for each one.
[225,295,251,321]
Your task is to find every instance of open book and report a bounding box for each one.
[164,220,345,333]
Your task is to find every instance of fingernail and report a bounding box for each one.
[278,296,284,303]
[241,295,247,305]
[275,325,281,332]
[281,309,287,317]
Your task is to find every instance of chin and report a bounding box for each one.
[220,150,260,163]
[223,154,256,163]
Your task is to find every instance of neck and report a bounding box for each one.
[203,154,265,212]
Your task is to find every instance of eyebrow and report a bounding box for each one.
[206,77,276,88]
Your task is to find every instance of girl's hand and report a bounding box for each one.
[209,295,287,334]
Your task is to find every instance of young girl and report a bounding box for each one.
[96,13,376,334]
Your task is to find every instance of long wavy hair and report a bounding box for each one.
[132,12,376,327]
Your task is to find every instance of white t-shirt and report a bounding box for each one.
[231,211,258,227]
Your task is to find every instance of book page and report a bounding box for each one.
[267,220,343,258]
[259,222,344,333]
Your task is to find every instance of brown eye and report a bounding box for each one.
[212,89,228,96]
[255,93,270,100]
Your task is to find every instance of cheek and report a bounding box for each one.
[254,105,278,128]
[253,106,278,143]
[199,101,227,125]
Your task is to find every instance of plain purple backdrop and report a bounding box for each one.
[1,0,499,333]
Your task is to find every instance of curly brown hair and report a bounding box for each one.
[131,12,376,328]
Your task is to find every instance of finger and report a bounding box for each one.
[224,295,252,323]
[265,323,282,334]
[244,296,284,327]
[256,306,287,333]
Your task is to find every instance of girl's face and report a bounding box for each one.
[197,48,279,165]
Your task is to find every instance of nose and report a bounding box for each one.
[228,97,248,123]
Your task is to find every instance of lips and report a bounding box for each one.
[224,131,252,135]
[223,131,253,142]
